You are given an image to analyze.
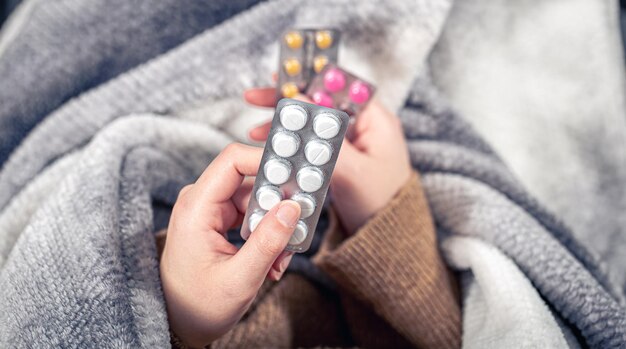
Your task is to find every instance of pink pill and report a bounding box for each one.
[348,80,371,104]
[312,91,333,108]
[323,68,346,93]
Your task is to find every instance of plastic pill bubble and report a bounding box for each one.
[281,82,299,98]
[315,30,333,50]
[280,104,308,131]
[297,167,324,192]
[256,186,282,211]
[264,159,291,185]
[289,221,308,245]
[305,140,332,166]
[313,55,329,73]
[349,80,371,104]
[249,212,264,232]
[272,132,299,158]
[291,193,316,218]
[284,31,303,49]
[313,113,341,139]
[311,90,333,108]
[284,58,301,76]
[323,68,346,93]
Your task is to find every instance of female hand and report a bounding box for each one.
[160,143,301,348]
[245,88,412,234]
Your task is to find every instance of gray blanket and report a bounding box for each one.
[0,0,624,347]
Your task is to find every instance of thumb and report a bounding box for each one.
[233,200,301,285]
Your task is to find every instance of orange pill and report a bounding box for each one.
[315,31,333,49]
[313,55,329,73]
[284,31,303,49]
[284,58,301,76]
[281,82,299,98]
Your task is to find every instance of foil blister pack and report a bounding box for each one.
[277,29,340,100]
[241,98,349,252]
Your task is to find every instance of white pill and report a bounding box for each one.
[264,159,291,185]
[313,113,341,139]
[248,213,264,232]
[296,167,324,192]
[305,140,332,166]
[272,132,299,158]
[256,186,282,211]
[291,193,316,218]
[289,221,308,245]
[280,105,308,131]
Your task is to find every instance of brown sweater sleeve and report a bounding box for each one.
[314,172,461,349]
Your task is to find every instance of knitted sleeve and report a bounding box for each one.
[314,172,462,349]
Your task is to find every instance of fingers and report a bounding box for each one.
[233,200,301,285]
[248,121,272,142]
[268,251,294,281]
[194,143,263,204]
[231,177,255,213]
[334,138,367,179]
[244,87,277,108]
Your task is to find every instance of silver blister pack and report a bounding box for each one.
[240,98,349,252]
[306,63,376,117]
[277,29,340,100]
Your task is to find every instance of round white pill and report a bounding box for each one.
[248,212,264,232]
[264,159,291,185]
[280,105,308,131]
[296,167,324,192]
[256,186,282,211]
[289,221,308,245]
[313,113,341,139]
[291,193,316,218]
[271,132,299,158]
[304,140,332,166]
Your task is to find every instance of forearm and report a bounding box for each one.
[315,172,461,348]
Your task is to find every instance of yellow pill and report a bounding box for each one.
[284,58,301,76]
[284,31,303,49]
[281,83,299,98]
[313,55,329,73]
[315,31,333,50]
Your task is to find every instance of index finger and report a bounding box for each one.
[194,143,263,204]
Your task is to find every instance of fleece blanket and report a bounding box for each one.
[429,0,626,291]
[0,0,625,347]
[0,0,263,165]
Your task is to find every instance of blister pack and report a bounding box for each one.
[277,29,340,100]
[241,99,349,252]
[306,63,376,116]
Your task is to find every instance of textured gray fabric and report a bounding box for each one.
[0,0,263,165]
[0,115,232,347]
[429,0,626,291]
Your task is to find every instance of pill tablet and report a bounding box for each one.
[305,140,332,166]
[297,167,324,192]
[272,132,299,158]
[315,30,333,50]
[349,80,371,104]
[256,186,282,211]
[313,113,341,139]
[280,105,308,131]
[323,68,346,93]
[284,58,301,76]
[314,55,329,73]
[264,159,291,185]
[311,90,333,108]
[284,31,303,49]
[291,193,316,218]
[248,212,264,232]
[281,82,299,98]
[289,221,308,245]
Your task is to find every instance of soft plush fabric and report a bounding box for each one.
[443,236,570,349]
[1,0,625,347]
[0,0,263,165]
[429,0,626,292]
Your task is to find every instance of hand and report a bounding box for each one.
[160,143,301,348]
[245,88,412,234]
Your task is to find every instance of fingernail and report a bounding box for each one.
[275,201,300,228]
[279,253,294,273]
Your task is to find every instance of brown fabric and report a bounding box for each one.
[158,172,461,349]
